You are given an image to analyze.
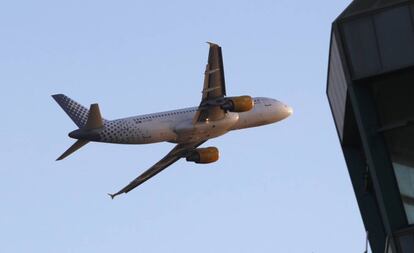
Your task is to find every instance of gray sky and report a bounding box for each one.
[0,0,364,252]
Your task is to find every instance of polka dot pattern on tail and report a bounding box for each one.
[52,94,91,128]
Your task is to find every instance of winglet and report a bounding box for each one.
[108,192,122,199]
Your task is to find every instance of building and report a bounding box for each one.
[327,1,414,252]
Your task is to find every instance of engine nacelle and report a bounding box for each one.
[222,95,254,112]
[186,147,219,164]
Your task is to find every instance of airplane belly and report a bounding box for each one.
[145,122,176,144]
[174,112,239,143]
[133,120,176,144]
[231,104,268,130]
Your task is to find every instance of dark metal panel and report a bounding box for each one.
[412,4,414,21]
[343,145,386,253]
[370,70,414,224]
[338,0,409,19]
[348,82,408,235]
[398,234,414,252]
[374,6,414,71]
[341,17,382,79]
[394,227,414,252]
[327,33,347,140]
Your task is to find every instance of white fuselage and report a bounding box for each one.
[98,97,292,145]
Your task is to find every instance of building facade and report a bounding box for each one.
[327,1,414,252]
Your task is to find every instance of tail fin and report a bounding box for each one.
[52,94,90,128]
[85,103,103,129]
[53,94,106,161]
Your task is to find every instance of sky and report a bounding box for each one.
[0,0,366,252]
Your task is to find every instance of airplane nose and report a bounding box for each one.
[282,104,293,118]
[285,105,293,116]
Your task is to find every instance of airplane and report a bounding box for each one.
[52,42,293,199]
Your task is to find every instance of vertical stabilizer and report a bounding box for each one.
[85,104,103,129]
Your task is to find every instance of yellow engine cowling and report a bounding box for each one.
[186,147,219,164]
[224,95,254,112]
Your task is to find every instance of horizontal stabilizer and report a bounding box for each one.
[52,94,90,128]
[56,140,89,161]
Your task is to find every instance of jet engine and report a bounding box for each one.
[222,95,254,112]
[186,147,219,164]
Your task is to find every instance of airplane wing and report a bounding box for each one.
[193,42,227,123]
[108,141,205,199]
